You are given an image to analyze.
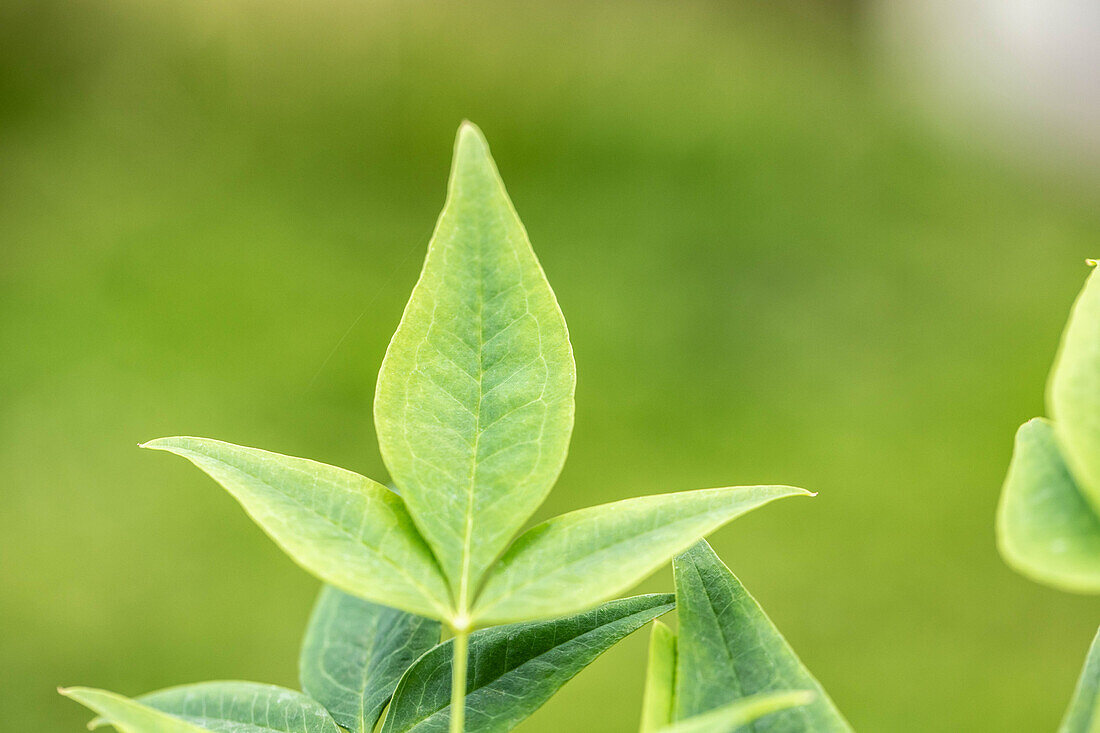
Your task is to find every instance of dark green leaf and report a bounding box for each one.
[382,594,675,733]
[301,585,442,733]
[673,541,851,731]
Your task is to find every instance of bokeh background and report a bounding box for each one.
[4,1,1100,730]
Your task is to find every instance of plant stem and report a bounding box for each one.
[450,625,469,733]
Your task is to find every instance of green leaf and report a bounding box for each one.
[374,121,576,611]
[997,419,1100,593]
[673,540,852,731]
[300,585,442,733]
[61,688,205,733]
[1060,627,1100,733]
[142,437,452,619]
[639,621,677,733]
[139,682,343,733]
[472,485,810,625]
[1050,263,1100,510]
[381,594,675,733]
[657,692,816,733]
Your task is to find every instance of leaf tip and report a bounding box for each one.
[454,120,492,167]
[1087,258,1099,268]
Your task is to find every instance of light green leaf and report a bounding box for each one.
[61,688,205,733]
[639,621,677,733]
[997,419,1100,593]
[374,121,575,611]
[657,692,815,733]
[472,485,810,625]
[382,594,675,733]
[1050,263,1100,511]
[142,437,452,619]
[300,585,441,733]
[138,682,342,733]
[673,540,852,731]
[1060,627,1100,733]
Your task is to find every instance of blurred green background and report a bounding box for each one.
[3,1,1100,730]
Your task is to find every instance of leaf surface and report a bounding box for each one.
[136,682,343,733]
[658,692,815,733]
[300,585,442,733]
[673,540,852,731]
[1060,627,1100,733]
[639,621,677,733]
[143,437,452,619]
[1050,264,1100,510]
[997,419,1100,593]
[382,594,675,733]
[473,486,809,624]
[374,122,575,610]
[61,688,205,733]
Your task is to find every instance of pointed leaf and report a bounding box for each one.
[1050,263,1100,510]
[997,419,1100,593]
[300,585,442,733]
[1060,627,1100,733]
[472,485,810,624]
[382,594,675,733]
[136,682,342,733]
[658,692,816,733]
[639,621,677,733]
[61,688,205,733]
[374,121,576,609]
[673,540,852,731]
[142,437,452,619]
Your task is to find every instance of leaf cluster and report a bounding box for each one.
[62,123,815,732]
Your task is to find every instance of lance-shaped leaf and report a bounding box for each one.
[472,485,810,625]
[382,594,675,733]
[997,419,1100,593]
[639,621,677,733]
[658,692,815,733]
[1060,627,1100,733]
[142,437,452,619]
[64,683,345,733]
[374,122,575,610]
[673,540,852,731]
[300,585,442,733]
[61,688,205,733]
[1050,263,1100,511]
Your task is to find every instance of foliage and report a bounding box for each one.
[998,265,1100,592]
[61,124,811,732]
[641,540,850,733]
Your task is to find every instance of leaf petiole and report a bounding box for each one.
[450,622,470,733]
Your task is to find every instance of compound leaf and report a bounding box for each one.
[473,486,810,625]
[658,692,815,733]
[639,621,677,733]
[997,419,1100,593]
[374,122,575,611]
[301,585,442,733]
[142,437,452,619]
[1050,263,1100,510]
[1060,627,1100,733]
[673,540,852,731]
[382,594,675,733]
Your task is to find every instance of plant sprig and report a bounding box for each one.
[62,123,813,732]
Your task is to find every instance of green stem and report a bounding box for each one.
[450,625,469,733]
